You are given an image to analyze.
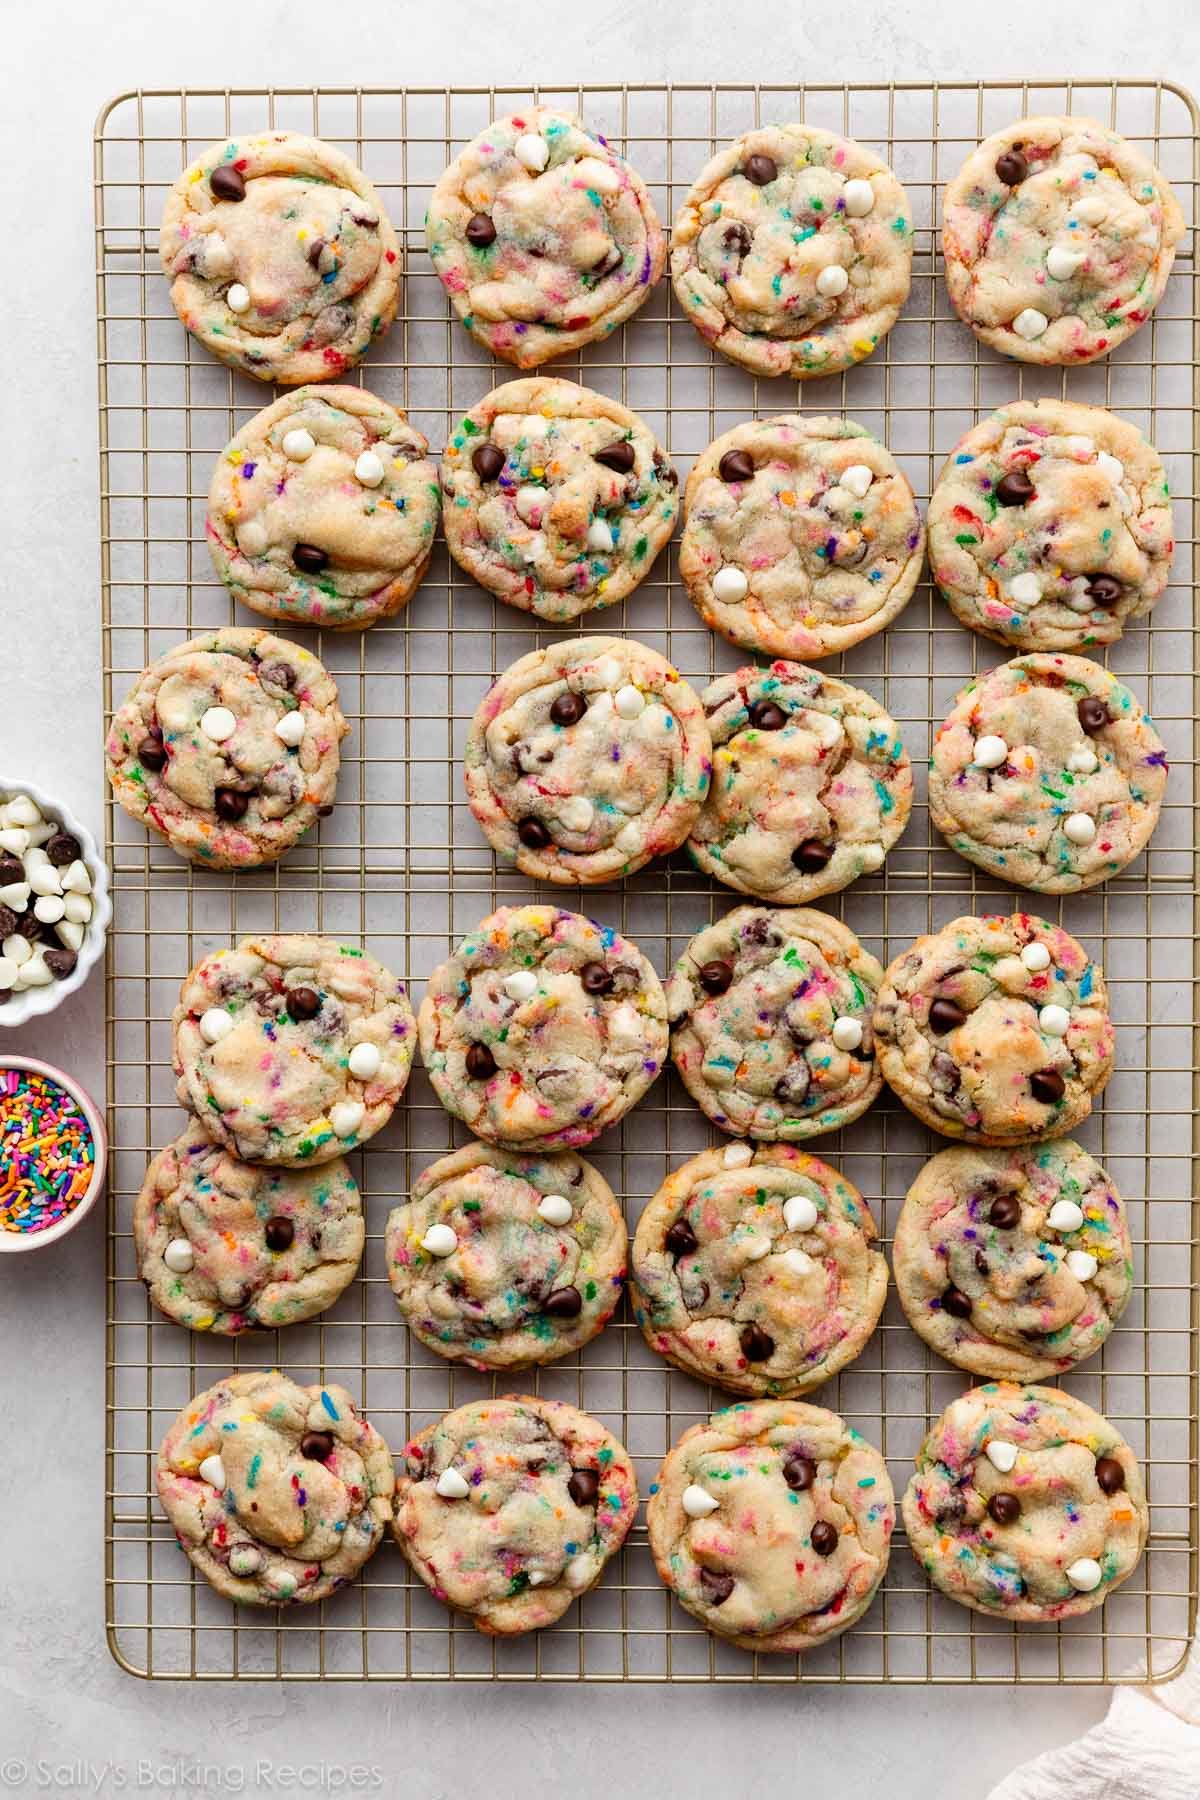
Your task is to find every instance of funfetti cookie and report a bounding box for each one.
[679,416,924,661]
[872,913,1114,1146]
[464,637,711,885]
[928,400,1174,651]
[105,628,347,869]
[903,1383,1148,1622]
[426,107,664,368]
[160,132,401,383]
[929,654,1168,894]
[647,1401,894,1653]
[440,377,679,623]
[688,661,912,903]
[671,123,913,380]
[207,387,440,631]
[943,116,1184,365]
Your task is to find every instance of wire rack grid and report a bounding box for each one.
[95,79,1199,1684]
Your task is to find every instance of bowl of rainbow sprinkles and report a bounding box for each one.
[0,1056,107,1252]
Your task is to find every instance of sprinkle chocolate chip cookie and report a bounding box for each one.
[647,1401,894,1652]
[441,377,679,622]
[160,132,401,383]
[893,1140,1133,1381]
[393,1395,638,1635]
[426,106,664,368]
[173,934,415,1165]
[943,116,1184,365]
[666,907,884,1142]
[688,661,912,903]
[464,637,711,884]
[872,913,1113,1145]
[385,1140,626,1369]
[631,1144,887,1397]
[135,1121,365,1334]
[903,1383,1148,1621]
[206,386,439,631]
[671,123,913,380]
[156,1371,395,1605]
[105,628,347,869]
[928,400,1174,651]
[929,653,1168,893]
[679,416,924,661]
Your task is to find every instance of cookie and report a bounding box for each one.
[441,377,679,622]
[943,116,1184,365]
[464,637,711,885]
[630,1144,887,1397]
[418,905,667,1151]
[666,907,884,1142]
[393,1395,637,1635]
[929,653,1168,894]
[156,1372,394,1605]
[902,1383,1148,1622]
[647,1400,894,1652]
[872,913,1114,1145]
[135,1122,364,1334]
[687,661,912,903]
[928,400,1174,651]
[206,386,439,631]
[104,628,347,869]
[159,131,401,383]
[426,106,664,369]
[173,934,415,1165]
[385,1140,626,1369]
[671,123,913,380]
[679,416,924,660]
[893,1140,1132,1380]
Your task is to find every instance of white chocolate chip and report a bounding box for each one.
[985,1440,1019,1474]
[226,283,250,313]
[1047,1199,1085,1233]
[1063,812,1097,845]
[831,1016,864,1051]
[330,1100,365,1139]
[1066,1556,1103,1592]
[0,886,29,912]
[17,955,52,989]
[586,518,614,553]
[1039,1004,1071,1038]
[56,921,85,952]
[972,734,1009,769]
[1066,1249,1099,1282]
[723,1143,754,1168]
[614,684,645,719]
[1065,437,1095,458]
[420,1222,458,1257]
[200,706,237,743]
[1097,451,1124,485]
[28,862,63,897]
[783,1193,819,1233]
[842,178,875,217]
[514,485,545,524]
[198,1454,227,1489]
[237,520,269,556]
[1007,572,1043,609]
[1067,587,1097,614]
[712,566,749,603]
[816,263,849,297]
[859,843,885,870]
[354,449,385,488]
[606,1003,643,1052]
[682,1484,720,1518]
[2,935,30,966]
[228,1545,263,1577]
[839,463,874,499]
[1072,196,1108,226]
[281,428,315,460]
[164,1238,195,1273]
[743,1234,772,1261]
[521,532,546,563]
[274,711,306,747]
[514,133,549,172]
[264,1568,297,1599]
[435,1466,470,1499]
[1068,747,1099,775]
[809,712,843,748]
[33,895,65,924]
[527,1570,550,1586]
[559,795,594,833]
[523,415,550,439]
[564,1554,593,1588]
[348,1042,381,1080]
[538,1193,573,1226]
[61,860,92,894]
[574,156,620,194]
[503,969,538,1002]
[0,959,16,990]
[0,829,29,855]
[1021,941,1052,972]
[199,1006,234,1044]
[63,893,92,925]
[780,1248,815,1276]
[1046,244,1085,280]
[5,795,40,827]
[1012,307,1049,340]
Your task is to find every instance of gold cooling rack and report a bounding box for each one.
[96,80,1200,1683]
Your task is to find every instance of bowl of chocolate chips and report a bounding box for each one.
[0,780,111,1024]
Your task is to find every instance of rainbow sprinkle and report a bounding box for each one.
[0,1069,95,1233]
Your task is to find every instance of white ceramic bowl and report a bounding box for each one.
[0,1055,107,1252]
[0,775,111,1026]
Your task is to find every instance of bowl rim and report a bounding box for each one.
[0,773,111,1027]
[0,1054,108,1252]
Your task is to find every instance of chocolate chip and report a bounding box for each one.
[665,1218,698,1258]
[699,1567,735,1604]
[739,1323,774,1361]
[265,1215,295,1252]
[550,691,586,727]
[723,222,751,257]
[466,1043,497,1079]
[258,660,295,690]
[1031,1068,1066,1104]
[1086,574,1124,606]
[544,1284,583,1319]
[988,1193,1022,1230]
[987,1492,1021,1525]
[995,148,1028,186]
[0,906,17,940]
[594,441,635,473]
[719,449,756,484]
[300,1430,334,1462]
[697,959,734,995]
[1095,1455,1126,1494]
[783,1453,816,1492]
[465,211,497,247]
[592,243,624,276]
[996,470,1035,506]
[974,1249,990,1276]
[287,986,321,1020]
[306,236,327,268]
[942,1285,973,1319]
[1077,696,1112,735]
[138,734,167,772]
[214,788,249,821]
[580,961,614,995]
[471,443,505,481]
[810,1521,839,1557]
[45,832,81,867]
[210,164,247,202]
[293,542,328,573]
[929,996,966,1034]
[747,698,787,731]
[567,1469,599,1506]
[0,857,23,887]
[653,451,679,488]
[517,817,551,850]
[791,838,833,873]
[743,154,777,186]
[44,947,78,981]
